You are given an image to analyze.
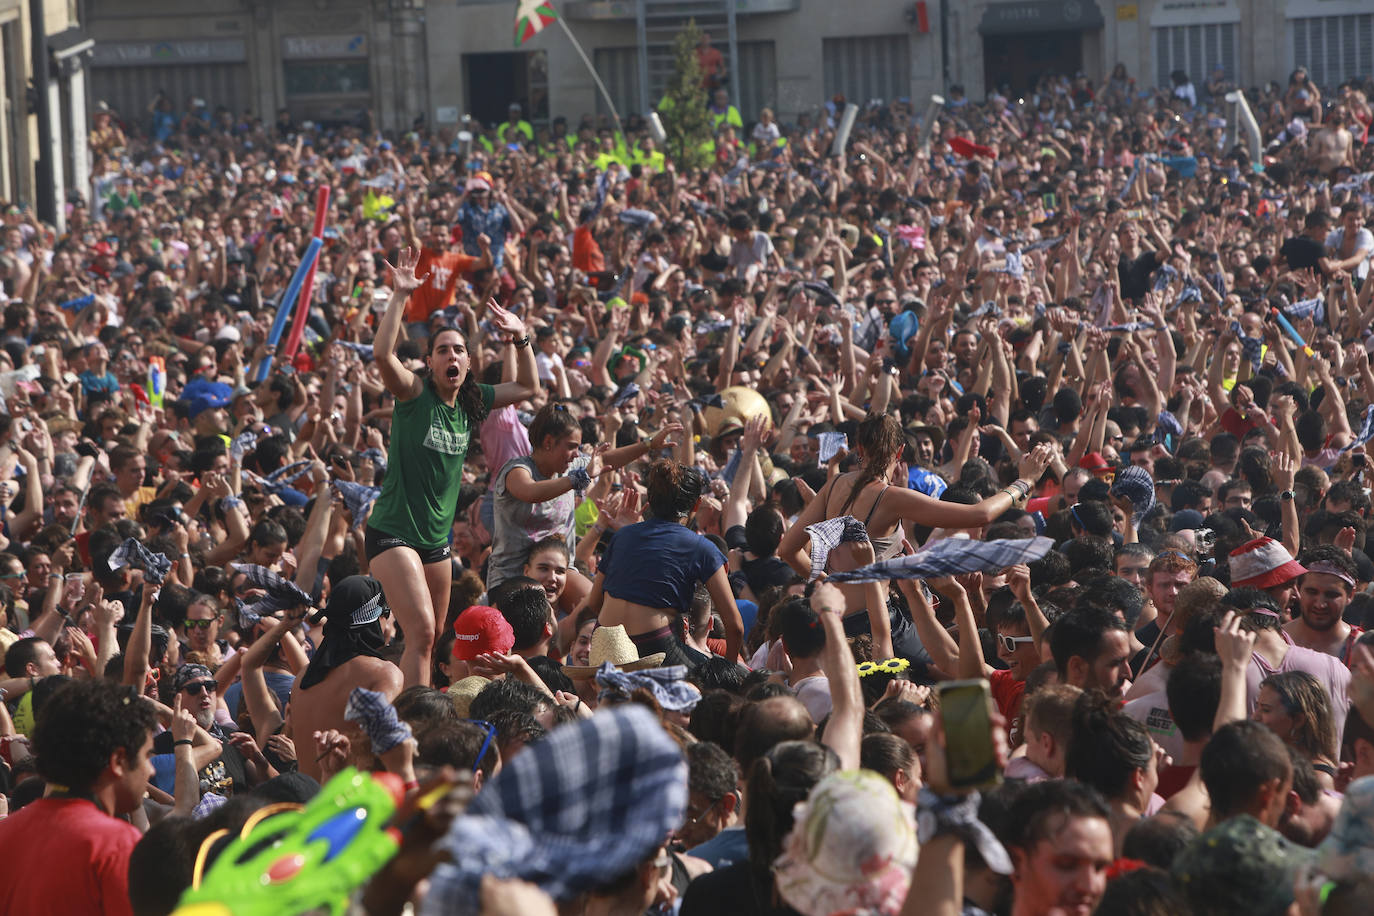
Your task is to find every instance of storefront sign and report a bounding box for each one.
[282,35,369,60]
[978,0,1106,35]
[91,39,246,67]
[1117,3,1138,20]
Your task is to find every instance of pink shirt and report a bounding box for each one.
[479,405,531,476]
[1246,630,1351,747]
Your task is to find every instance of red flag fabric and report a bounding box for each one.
[949,136,996,159]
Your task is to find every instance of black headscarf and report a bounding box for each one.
[300,576,389,690]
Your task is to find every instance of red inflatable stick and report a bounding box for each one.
[282,185,331,362]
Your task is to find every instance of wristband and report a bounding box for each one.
[220,496,244,511]
[174,739,194,748]
[403,780,420,792]
[512,335,531,349]
[567,466,593,491]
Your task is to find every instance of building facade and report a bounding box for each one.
[424,0,944,132]
[80,0,428,136]
[0,0,89,228]
[953,0,1372,101]
[426,0,1369,133]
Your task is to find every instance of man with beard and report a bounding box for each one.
[1285,546,1361,662]
[151,663,264,797]
[1050,606,1133,697]
[288,575,401,781]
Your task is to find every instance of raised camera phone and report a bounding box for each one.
[937,679,1000,790]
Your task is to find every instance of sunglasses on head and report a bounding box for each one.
[465,719,497,774]
[998,634,1035,653]
[183,681,216,696]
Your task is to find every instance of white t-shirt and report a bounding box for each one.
[790,674,832,723]
[1325,226,1374,281]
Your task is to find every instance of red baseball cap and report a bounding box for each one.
[452,605,514,661]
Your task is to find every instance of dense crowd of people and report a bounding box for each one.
[0,57,1373,915]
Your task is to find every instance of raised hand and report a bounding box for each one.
[1018,443,1053,481]
[486,298,526,337]
[383,246,428,294]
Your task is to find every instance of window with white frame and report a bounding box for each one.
[1153,23,1237,92]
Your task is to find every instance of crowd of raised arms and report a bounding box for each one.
[1,58,1374,916]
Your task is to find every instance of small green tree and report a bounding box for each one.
[660,19,712,169]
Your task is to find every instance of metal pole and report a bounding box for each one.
[559,17,624,138]
[30,0,55,226]
[726,0,741,114]
[634,0,649,118]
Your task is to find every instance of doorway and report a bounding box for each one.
[983,29,1082,97]
[463,51,549,128]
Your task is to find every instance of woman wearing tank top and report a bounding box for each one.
[778,414,1053,653]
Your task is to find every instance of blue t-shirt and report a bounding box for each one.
[600,518,725,611]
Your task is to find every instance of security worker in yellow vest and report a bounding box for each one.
[634,136,666,173]
[707,88,742,132]
[498,103,534,145]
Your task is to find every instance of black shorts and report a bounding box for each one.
[364,526,452,566]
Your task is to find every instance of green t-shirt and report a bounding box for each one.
[368,380,495,550]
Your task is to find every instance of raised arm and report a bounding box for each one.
[486,299,540,408]
[812,581,861,769]
[375,247,428,401]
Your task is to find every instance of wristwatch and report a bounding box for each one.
[1280,490,1295,501]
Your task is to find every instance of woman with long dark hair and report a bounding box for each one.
[777,413,1052,651]
[366,247,537,687]
[589,459,745,663]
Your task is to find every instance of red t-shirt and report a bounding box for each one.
[989,668,1027,736]
[0,797,140,916]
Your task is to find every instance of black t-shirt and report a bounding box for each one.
[1279,235,1325,272]
[1117,250,1161,302]
[153,725,250,796]
[681,862,801,916]
[740,555,795,596]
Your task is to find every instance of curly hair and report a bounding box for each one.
[33,679,157,794]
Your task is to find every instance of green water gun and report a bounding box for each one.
[173,768,403,916]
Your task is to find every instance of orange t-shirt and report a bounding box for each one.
[572,224,605,274]
[406,248,481,323]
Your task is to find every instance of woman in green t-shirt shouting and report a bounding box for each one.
[367,247,538,687]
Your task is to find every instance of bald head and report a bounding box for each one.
[734,696,814,772]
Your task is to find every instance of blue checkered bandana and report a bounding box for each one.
[825,535,1054,583]
[804,515,871,581]
[344,687,412,754]
[108,537,173,585]
[595,662,700,712]
[420,705,687,916]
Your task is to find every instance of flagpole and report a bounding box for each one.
[556,17,625,138]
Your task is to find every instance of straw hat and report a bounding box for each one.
[448,675,491,718]
[562,624,665,677]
